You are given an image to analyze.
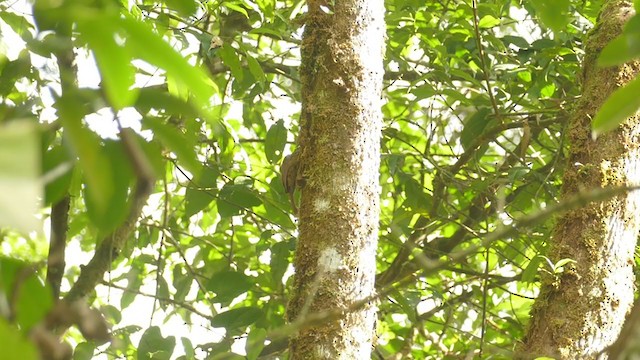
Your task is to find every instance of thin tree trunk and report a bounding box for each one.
[46,15,76,300]
[518,1,640,358]
[286,1,385,358]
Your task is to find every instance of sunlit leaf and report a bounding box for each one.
[73,342,95,360]
[265,120,287,164]
[531,0,571,33]
[217,182,262,217]
[42,144,73,205]
[184,166,219,218]
[460,108,492,149]
[0,319,38,360]
[0,121,42,234]
[119,17,214,117]
[0,53,31,97]
[134,87,199,118]
[246,55,266,85]
[211,307,263,329]
[79,16,137,110]
[101,305,122,325]
[143,118,201,174]
[121,266,142,309]
[0,257,53,330]
[181,337,195,359]
[163,0,198,16]
[478,15,500,28]
[522,255,544,283]
[218,43,244,81]
[83,140,134,233]
[592,76,640,136]
[270,239,294,287]
[137,326,175,360]
[246,327,267,360]
[206,270,254,303]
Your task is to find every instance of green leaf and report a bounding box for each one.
[217,182,262,217]
[101,305,122,324]
[539,82,556,97]
[521,255,544,283]
[134,87,200,118]
[592,76,640,136]
[265,120,287,164]
[460,108,492,149]
[478,15,500,28]
[121,266,142,309]
[143,118,201,174]
[83,140,134,233]
[256,0,275,18]
[0,11,33,38]
[163,0,198,16]
[206,270,254,303]
[185,166,219,218]
[181,337,195,360]
[500,35,530,49]
[119,17,214,117]
[173,265,193,303]
[517,70,532,83]
[0,52,31,96]
[73,342,96,360]
[211,307,263,329]
[0,257,53,330]
[137,326,176,360]
[599,16,640,66]
[0,319,38,360]
[246,55,266,85]
[60,95,114,218]
[246,328,267,360]
[262,177,296,228]
[218,43,244,81]
[531,0,571,33]
[78,16,137,110]
[270,239,293,287]
[0,121,42,234]
[553,258,576,272]
[401,174,431,213]
[43,144,74,205]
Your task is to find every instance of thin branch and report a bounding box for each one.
[47,197,70,299]
[100,280,214,321]
[471,0,501,121]
[46,18,77,300]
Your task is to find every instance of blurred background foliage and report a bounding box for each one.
[0,0,618,358]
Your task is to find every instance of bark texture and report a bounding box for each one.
[518,1,640,359]
[286,1,385,359]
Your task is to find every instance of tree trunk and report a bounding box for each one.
[286,1,385,359]
[518,1,640,359]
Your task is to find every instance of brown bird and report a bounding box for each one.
[281,150,301,213]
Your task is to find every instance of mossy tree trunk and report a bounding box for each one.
[286,1,385,358]
[518,1,640,358]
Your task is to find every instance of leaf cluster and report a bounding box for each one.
[0,0,616,359]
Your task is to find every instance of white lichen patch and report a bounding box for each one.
[350,326,373,359]
[318,247,346,272]
[314,344,333,359]
[314,198,331,212]
[332,175,352,192]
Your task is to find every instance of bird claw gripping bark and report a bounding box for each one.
[281,149,302,213]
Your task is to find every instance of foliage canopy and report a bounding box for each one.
[1,0,638,358]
